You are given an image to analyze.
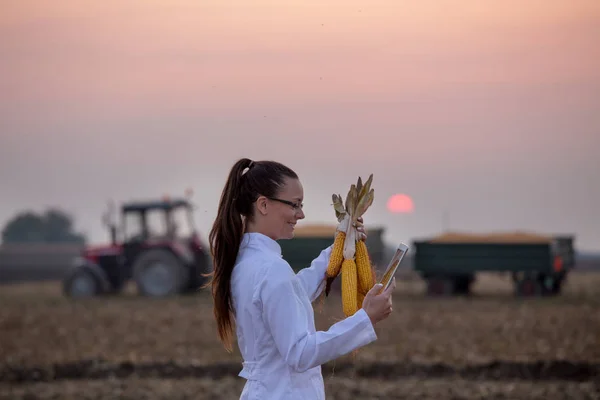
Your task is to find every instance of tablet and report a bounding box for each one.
[379,242,410,291]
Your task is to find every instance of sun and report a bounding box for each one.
[387,194,415,214]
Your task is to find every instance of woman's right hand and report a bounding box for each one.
[362,278,395,325]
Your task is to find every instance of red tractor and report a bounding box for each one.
[62,198,212,297]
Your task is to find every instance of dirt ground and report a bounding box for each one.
[2,377,598,400]
[1,271,599,399]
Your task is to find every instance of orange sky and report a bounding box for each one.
[4,0,598,112]
[1,0,599,250]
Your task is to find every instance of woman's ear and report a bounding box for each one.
[256,196,269,215]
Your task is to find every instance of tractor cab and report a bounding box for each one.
[115,199,204,272]
[63,197,211,298]
[117,199,196,243]
[116,199,199,253]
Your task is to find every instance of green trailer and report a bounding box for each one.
[412,232,575,296]
[278,224,386,274]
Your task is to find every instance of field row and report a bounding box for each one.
[2,273,599,369]
[2,376,599,400]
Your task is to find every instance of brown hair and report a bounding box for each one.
[208,158,298,352]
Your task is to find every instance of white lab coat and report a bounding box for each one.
[231,232,378,400]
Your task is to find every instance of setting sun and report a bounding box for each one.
[387,194,415,214]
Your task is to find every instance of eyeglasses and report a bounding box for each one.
[268,197,303,211]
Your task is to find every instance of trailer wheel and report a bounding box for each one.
[551,278,563,294]
[453,275,473,295]
[426,277,454,296]
[547,273,565,295]
[515,277,542,297]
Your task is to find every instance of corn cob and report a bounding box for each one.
[326,231,345,277]
[325,231,346,296]
[323,174,376,318]
[356,239,375,295]
[341,258,358,317]
[357,291,365,310]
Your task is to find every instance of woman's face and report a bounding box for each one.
[265,177,305,240]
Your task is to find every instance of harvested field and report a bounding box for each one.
[2,377,599,400]
[1,271,599,399]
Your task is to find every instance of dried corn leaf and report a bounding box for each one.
[332,194,346,221]
[358,174,373,202]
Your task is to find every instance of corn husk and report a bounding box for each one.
[324,174,375,302]
[337,174,374,260]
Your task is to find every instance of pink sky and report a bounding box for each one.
[1,0,599,250]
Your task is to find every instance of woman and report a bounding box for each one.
[208,158,395,399]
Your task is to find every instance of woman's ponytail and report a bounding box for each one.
[208,158,253,352]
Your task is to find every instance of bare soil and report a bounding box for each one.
[2,377,599,400]
[1,271,599,399]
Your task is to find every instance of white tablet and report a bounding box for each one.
[379,242,410,291]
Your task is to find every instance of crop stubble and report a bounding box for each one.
[1,272,599,399]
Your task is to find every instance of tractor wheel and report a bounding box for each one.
[190,250,212,290]
[63,268,102,298]
[133,249,189,297]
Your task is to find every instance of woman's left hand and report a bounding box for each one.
[354,217,367,241]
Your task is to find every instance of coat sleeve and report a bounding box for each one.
[295,246,332,302]
[259,260,377,373]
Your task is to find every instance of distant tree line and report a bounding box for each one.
[1,209,86,245]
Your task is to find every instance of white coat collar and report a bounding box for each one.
[241,232,282,257]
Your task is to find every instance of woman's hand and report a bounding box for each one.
[354,217,367,241]
[362,277,395,326]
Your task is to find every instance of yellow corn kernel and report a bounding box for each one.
[356,240,375,295]
[326,231,346,278]
[341,258,358,317]
[357,291,365,310]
